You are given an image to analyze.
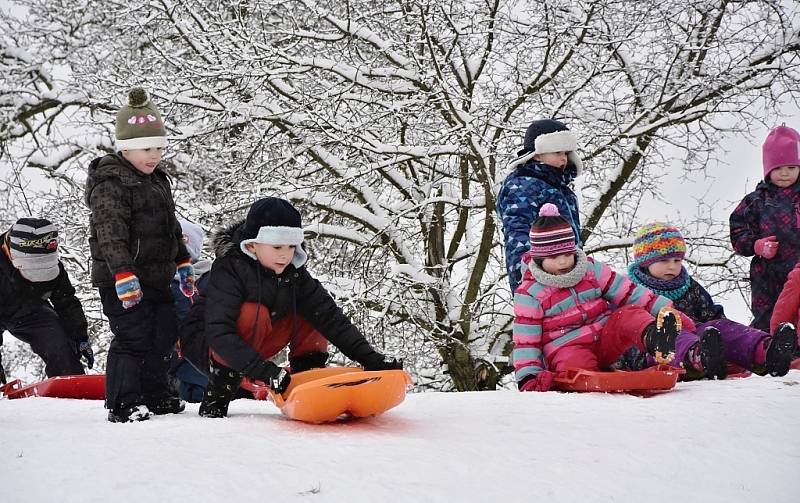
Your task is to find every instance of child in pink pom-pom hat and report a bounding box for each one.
[730,124,800,331]
[511,204,697,392]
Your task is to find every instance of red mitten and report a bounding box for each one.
[519,371,554,392]
[754,236,779,259]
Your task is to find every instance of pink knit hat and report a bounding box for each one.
[528,203,577,258]
[763,125,800,180]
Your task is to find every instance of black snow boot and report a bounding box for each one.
[765,322,798,377]
[145,391,186,415]
[699,327,727,380]
[643,307,680,365]
[199,363,242,418]
[611,346,648,371]
[108,403,152,423]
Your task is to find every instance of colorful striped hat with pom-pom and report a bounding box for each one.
[528,203,576,258]
[632,222,686,268]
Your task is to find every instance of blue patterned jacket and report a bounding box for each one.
[497,160,580,291]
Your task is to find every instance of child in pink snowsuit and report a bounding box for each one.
[628,222,798,379]
[771,262,800,333]
[512,204,691,392]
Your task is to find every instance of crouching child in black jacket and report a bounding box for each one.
[0,218,93,381]
[182,197,401,418]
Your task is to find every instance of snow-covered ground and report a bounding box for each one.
[1,372,798,503]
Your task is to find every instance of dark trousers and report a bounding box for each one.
[100,286,178,409]
[1,305,84,377]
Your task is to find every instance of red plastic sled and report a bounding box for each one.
[552,366,684,393]
[263,367,412,424]
[0,374,105,400]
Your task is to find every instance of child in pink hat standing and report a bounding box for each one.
[730,125,800,331]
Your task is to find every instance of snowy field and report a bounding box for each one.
[1,372,799,503]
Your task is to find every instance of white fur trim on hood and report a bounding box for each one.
[535,130,582,175]
[240,226,308,267]
[534,130,577,154]
[505,130,583,176]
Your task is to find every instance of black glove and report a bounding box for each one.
[363,354,404,371]
[243,359,291,393]
[243,359,280,381]
[78,340,95,369]
[269,367,291,394]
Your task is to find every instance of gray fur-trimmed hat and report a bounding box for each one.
[5,217,60,282]
[239,197,308,267]
[179,219,205,262]
[115,87,167,151]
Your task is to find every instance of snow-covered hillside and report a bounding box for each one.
[2,372,798,503]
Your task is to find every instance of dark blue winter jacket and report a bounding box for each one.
[496,160,581,291]
[170,261,212,401]
[171,266,211,321]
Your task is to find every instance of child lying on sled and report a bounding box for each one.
[512,204,692,392]
[180,197,401,417]
[627,222,798,380]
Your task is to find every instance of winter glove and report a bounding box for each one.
[78,340,95,369]
[754,236,779,259]
[519,371,554,392]
[269,367,292,395]
[176,260,196,298]
[363,354,404,371]
[242,359,291,393]
[115,272,143,309]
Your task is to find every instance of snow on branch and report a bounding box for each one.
[299,0,414,69]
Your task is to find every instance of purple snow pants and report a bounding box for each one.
[674,318,769,370]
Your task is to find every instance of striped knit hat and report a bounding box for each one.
[528,203,576,258]
[632,222,686,268]
[5,218,60,282]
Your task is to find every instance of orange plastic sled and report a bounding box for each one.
[552,366,684,393]
[264,367,412,424]
[0,374,105,400]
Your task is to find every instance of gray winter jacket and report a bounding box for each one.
[84,154,190,289]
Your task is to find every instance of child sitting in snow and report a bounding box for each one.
[730,124,800,331]
[168,219,212,402]
[512,204,690,392]
[181,197,402,418]
[628,222,798,379]
[497,119,582,292]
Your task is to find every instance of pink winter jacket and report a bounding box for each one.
[770,262,800,334]
[512,251,672,383]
